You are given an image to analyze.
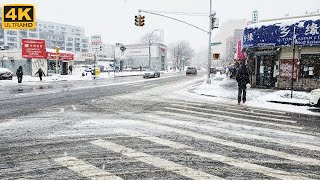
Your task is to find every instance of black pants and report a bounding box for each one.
[18,76,22,83]
[39,76,43,81]
[238,87,246,103]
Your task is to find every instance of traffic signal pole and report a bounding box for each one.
[207,0,212,84]
[139,3,216,84]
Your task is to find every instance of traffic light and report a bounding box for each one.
[212,53,220,60]
[56,47,59,55]
[135,16,139,26]
[139,16,145,26]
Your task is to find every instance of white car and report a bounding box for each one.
[310,89,320,107]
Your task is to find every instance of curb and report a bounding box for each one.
[267,100,311,107]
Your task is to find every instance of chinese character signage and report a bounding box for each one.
[46,52,74,60]
[22,39,46,58]
[243,18,320,48]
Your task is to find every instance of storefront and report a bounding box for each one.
[243,16,320,90]
[46,49,74,75]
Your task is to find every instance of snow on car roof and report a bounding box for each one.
[0,68,12,73]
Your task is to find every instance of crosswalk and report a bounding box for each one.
[2,100,320,180]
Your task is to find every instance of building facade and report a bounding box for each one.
[243,15,320,91]
[0,13,89,53]
[121,43,167,71]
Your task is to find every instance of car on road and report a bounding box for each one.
[310,89,320,107]
[186,67,197,75]
[143,70,160,78]
[0,68,13,80]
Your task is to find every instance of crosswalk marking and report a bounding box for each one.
[173,101,287,115]
[143,84,158,88]
[54,156,123,180]
[115,128,312,180]
[114,129,191,149]
[147,115,320,151]
[138,115,320,166]
[155,111,320,143]
[60,108,64,113]
[171,104,297,124]
[164,107,302,130]
[91,139,225,180]
[71,105,77,111]
[188,150,311,180]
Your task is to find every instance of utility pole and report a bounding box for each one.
[291,26,296,98]
[207,0,213,84]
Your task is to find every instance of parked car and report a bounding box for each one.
[310,89,320,107]
[0,68,13,80]
[143,70,160,78]
[186,67,197,75]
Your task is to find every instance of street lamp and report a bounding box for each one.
[148,29,159,70]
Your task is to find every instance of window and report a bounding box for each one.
[7,31,17,35]
[75,48,80,52]
[67,48,73,51]
[7,37,17,42]
[67,37,73,41]
[67,43,73,47]
[82,39,88,43]
[29,33,37,38]
[300,54,320,79]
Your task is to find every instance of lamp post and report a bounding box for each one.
[148,29,159,70]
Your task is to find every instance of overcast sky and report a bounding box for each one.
[1,0,320,52]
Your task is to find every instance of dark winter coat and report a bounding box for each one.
[236,65,250,89]
[16,66,23,77]
[35,68,45,77]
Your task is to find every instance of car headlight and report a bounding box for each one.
[311,90,320,95]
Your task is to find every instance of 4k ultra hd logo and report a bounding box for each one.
[2,4,36,29]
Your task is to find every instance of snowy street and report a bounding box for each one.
[1,72,319,179]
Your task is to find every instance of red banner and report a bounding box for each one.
[22,39,46,58]
[280,59,299,79]
[46,52,74,60]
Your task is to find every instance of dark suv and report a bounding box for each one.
[186,67,197,75]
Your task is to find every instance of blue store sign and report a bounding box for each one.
[243,18,320,48]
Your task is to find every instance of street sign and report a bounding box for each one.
[252,10,259,24]
[2,4,36,29]
[21,39,46,58]
[211,42,222,46]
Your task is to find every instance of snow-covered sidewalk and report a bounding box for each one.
[190,74,318,115]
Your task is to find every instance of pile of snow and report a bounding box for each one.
[258,90,310,104]
[194,74,310,105]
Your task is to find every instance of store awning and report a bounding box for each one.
[243,16,320,49]
[46,48,74,60]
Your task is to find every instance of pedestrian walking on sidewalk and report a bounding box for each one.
[236,63,250,105]
[16,66,23,83]
[69,65,73,75]
[35,68,45,81]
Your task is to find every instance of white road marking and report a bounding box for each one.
[146,114,320,151]
[171,104,297,124]
[114,129,191,149]
[143,84,158,88]
[60,108,64,113]
[54,156,123,180]
[174,101,287,115]
[91,139,224,180]
[137,115,320,166]
[155,111,319,142]
[164,107,302,130]
[71,105,77,111]
[188,150,311,180]
[114,128,312,179]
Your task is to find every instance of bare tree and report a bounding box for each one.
[140,32,161,44]
[169,41,194,71]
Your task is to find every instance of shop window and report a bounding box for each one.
[300,54,320,79]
